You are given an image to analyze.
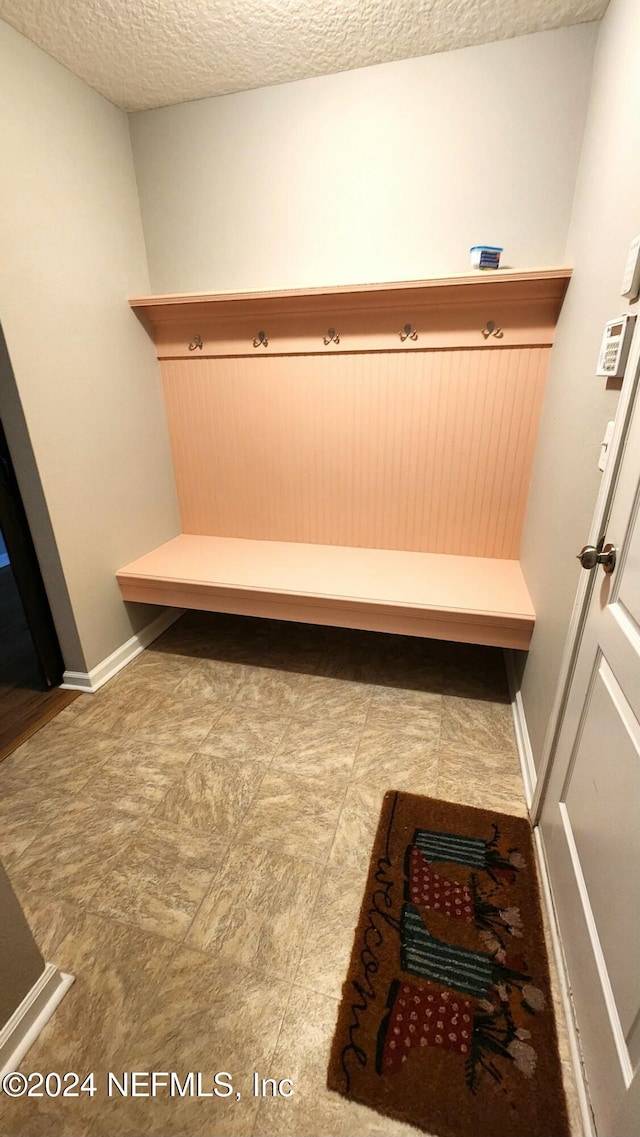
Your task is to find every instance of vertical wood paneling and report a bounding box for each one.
[161,346,550,559]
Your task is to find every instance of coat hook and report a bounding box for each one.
[399,323,418,342]
[482,320,503,339]
[253,330,269,348]
[323,327,340,345]
[188,335,203,351]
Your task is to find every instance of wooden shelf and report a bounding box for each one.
[130,268,572,359]
[117,535,535,650]
[121,271,567,648]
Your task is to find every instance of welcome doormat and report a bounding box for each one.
[327,792,570,1137]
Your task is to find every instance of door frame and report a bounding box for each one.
[531,321,640,823]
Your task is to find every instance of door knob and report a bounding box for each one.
[577,542,617,574]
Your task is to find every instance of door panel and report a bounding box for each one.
[539,356,640,1134]
[563,656,640,1029]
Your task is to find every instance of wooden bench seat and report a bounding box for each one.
[116,534,535,649]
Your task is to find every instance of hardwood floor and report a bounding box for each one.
[0,563,77,762]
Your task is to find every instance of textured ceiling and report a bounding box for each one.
[0,0,608,112]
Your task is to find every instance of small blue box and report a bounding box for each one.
[470,245,503,270]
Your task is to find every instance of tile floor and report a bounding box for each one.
[0,613,581,1136]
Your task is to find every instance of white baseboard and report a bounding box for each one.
[504,649,537,809]
[60,607,185,694]
[533,826,595,1137]
[0,964,74,1077]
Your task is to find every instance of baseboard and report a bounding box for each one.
[504,649,537,809]
[0,964,74,1077]
[533,826,595,1137]
[60,607,185,694]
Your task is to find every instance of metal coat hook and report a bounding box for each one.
[399,323,418,342]
[253,330,269,348]
[188,335,203,351]
[482,320,503,339]
[323,327,340,346]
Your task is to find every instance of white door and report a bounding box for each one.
[538,365,640,1136]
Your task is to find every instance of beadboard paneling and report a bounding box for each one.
[161,346,549,559]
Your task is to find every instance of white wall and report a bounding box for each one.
[0,20,180,673]
[519,0,640,766]
[130,25,597,294]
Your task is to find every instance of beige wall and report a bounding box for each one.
[129,25,596,294]
[0,860,44,1027]
[0,20,179,674]
[519,0,640,766]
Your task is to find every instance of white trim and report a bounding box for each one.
[0,964,74,1077]
[533,826,595,1136]
[60,606,185,694]
[504,649,536,809]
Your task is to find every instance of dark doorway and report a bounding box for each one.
[0,420,76,761]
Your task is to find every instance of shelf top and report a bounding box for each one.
[130,267,572,312]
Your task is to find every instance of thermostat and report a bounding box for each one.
[596,314,636,378]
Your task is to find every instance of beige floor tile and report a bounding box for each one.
[1,1099,85,1137]
[173,657,248,700]
[61,687,158,740]
[272,718,363,779]
[359,712,441,747]
[351,728,440,793]
[367,648,444,691]
[337,1100,426,1136]
[0,616,570,1137]
[136,945,291,1067]
[154,752,267,836]
[7,799,145,903]
[436,774,529,818]
[131,691,231,748]
[253,985,354,1137]
[24,913,177,1070]
[0,787,64,866]
[292,675,374,727]
[443,642,510,701]
[80,1094,258,1137]
[80,690,224,751]
[437,741,526,816]
[116,947,291,1135]
[296,864,366,1000]
[0,720,116,794]
[91,653,195,704]
[77,740,191,816]
[1,917,177,1137]
[231,666,306,712]
[16,891,86,962]
[236,770,347,863]
[121,645,197,683]
[368,684,443,718]
[198,706,290,763]
[187,844,320,979]
[329,783,386,875]
[438,743,522,785]
[440,694,517,756]
[86,820,229,941]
